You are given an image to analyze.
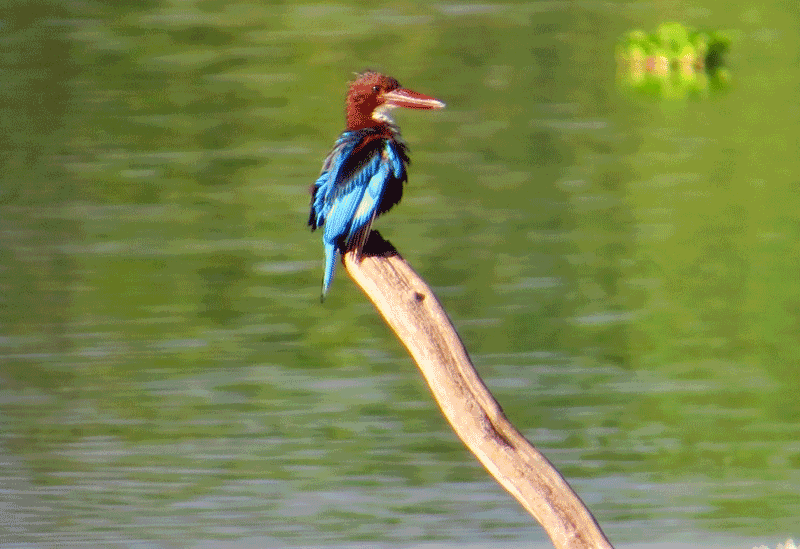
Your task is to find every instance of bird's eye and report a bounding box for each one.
[372,85,380,93]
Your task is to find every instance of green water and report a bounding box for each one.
[1,1,798,547]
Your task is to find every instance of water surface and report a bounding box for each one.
[1,1,799,547]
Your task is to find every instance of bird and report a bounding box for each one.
[308,71,445,300]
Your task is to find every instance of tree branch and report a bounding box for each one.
[343,232,614,549]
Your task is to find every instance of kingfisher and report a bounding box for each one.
[308,71,445,300]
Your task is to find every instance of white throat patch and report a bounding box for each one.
[372,104,397,125]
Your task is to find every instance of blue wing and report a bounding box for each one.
[308,129,408,299]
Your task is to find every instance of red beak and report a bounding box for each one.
[382,88,445,110]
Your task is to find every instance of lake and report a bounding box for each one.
[1,1,798,547]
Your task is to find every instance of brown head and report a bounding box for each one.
[345,71,445,131]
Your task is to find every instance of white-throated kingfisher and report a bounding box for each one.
[308,71,445,300]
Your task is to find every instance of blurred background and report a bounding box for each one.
[1,1,798,548]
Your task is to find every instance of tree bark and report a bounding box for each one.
[343,234,614,549]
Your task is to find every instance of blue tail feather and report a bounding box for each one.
[321,241,337,301]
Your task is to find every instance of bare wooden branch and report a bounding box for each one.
[343,236,614,549]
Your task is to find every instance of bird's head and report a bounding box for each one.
[345,71,445,130]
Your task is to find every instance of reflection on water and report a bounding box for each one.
[2,1,800,548]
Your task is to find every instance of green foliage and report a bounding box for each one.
[616,22,732,99]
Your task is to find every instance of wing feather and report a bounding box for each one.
[308,127,409,297]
